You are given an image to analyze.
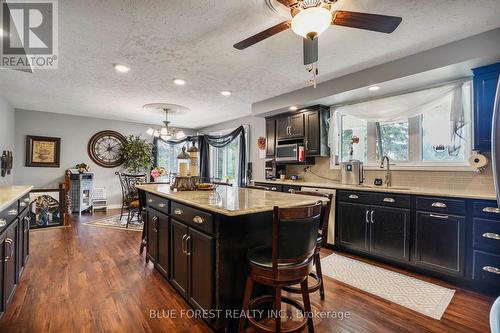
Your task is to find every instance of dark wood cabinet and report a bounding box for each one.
[337,202,369,252]
[157,212,169,277]
[188,228,214,311]
[472,62,500,152]
[4,220,18,306]
[370,206,410,261]
[146,208,158,262]
[414,212,465,277]
[170,219,189,295]
[304,111,320,155]
[265,118,276,158]
[276,114,304,140]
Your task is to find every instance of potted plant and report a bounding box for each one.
[119,135,154,175]
[75,163,90,173]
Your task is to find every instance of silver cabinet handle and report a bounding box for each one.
[158,203,166,208]
[24,197,30,203]
[147,198,153,203]
[0,218,6,227]
[4,238,13,262]
[348,194,359,199]
[483,266,500,275]
[365,210,369,224]
[193,216,204,224]
[383,197,395,203]
[174,208,183,215]
[20,201,26,207]
[370,210,375,223]
[430,213,449,219]
[8,209,17,215]
[288,189,295,193]
[431,202,447,208]
[185,235,192,256]
[482,232,500,240]
[271,187,277,191]
[305,140,309,151]
[152,216,159,232]
[181,234,188,255]
[482,207,500,214]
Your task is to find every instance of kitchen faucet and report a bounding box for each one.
[380,155,391,188]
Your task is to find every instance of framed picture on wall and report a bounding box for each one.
[25,135,61,167]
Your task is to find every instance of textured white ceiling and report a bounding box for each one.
[0,0,500,128]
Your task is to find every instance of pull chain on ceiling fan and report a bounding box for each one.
[234,0,402,87]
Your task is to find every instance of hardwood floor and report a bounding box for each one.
[0,210,494,333]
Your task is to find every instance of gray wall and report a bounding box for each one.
[13,109,194,207]
[199,115,266,181]
[0,96,15,186]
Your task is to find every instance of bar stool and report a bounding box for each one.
[283,191,333,300]
[238,202,323,333]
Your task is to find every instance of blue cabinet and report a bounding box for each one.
[472,63,500,152]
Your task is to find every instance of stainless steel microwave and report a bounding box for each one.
[276,143,299,162]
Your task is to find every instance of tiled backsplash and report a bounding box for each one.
[287,157,495,194]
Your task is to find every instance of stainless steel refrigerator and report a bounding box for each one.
[492,76,500,207]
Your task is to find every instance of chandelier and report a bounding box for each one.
[144,103,187,141]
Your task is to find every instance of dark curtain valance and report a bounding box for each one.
[153,126,247,186]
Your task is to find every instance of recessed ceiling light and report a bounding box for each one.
[368,85,380,91]
[289,106,298,111]
[173,79,186,86]
[220,90,232,96]
[114,64,130,73]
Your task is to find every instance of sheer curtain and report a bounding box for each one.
[328,81,471,167]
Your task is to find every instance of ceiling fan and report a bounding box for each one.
[234,0,402,85]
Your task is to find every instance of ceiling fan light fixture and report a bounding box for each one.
[291,6,332,38]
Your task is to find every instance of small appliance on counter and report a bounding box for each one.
[265,159,286,180]
[340,160,364,185]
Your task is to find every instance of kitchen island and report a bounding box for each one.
[136,184,327,332]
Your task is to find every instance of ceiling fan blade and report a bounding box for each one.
[233,21,291,50]
[332,11,402,33]
[303,37,318,65]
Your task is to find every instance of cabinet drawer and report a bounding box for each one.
[473,250,500,284]
[416,196,466,215]
[18,195,30,212]
[0,201,19,229]
[171,202,213,234]
[371,193,410,208]
[283,185,302,193]
[472,200,500,219]
[473,218,500,254]
[337,191,372,205]
[255,183,282,192]
[145,193,169,215]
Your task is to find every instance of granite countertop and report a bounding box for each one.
[136,184,328,216]
[252,179,497,201]
[0,185,33,211]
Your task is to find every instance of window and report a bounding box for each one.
[334,81,472,168]
[210,139,240,184]
[155,140,185,180]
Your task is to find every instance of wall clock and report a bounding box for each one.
[87,130,127,168]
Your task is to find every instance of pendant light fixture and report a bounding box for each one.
[143,103,189,141]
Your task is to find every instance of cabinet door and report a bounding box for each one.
[276,117,289,140]
[146,208,158,262]
[23,214,29,266]
[265,119,276,158]
[0,234,5,315]
[289,113,304,138]
[473,69,499,151]
[370,206,410,262]
[188,228,214,311]
[170,219,189,295]
[157,212,170,277]
[16,211,27,275]
[4,220,18,305]
[304,111,319,155]
[414,212,465,276]
[337,202,369,252]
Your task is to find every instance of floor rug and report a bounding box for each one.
[321,253,455,320]
[82,214,143,232]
